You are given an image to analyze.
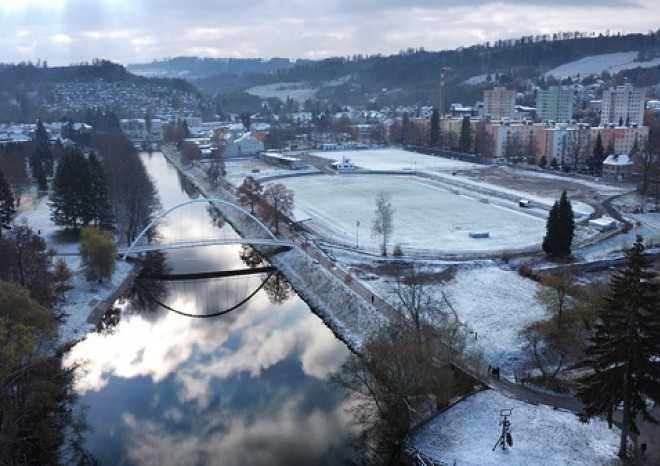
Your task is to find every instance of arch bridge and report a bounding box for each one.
[121,198,290,260]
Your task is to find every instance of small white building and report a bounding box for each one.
[332,156,355,171]
[602,153,634,180]
[589,217,618,232]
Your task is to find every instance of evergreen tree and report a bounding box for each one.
[592,133,605,173]
[0,168,16,235]
[30,153,48,192]
[577,236,660,459]
[87,152,113,229]
[429,109,440,147]
[458,116,472,153]
[542,190,574,257]
[34,118,49,146]
[50,148,90,229]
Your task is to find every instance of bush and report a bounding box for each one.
[517,262,538,280]
[393,244,404,257]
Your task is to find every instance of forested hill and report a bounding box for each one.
[194,31,660,106]
[0,59,197,94]
[127,56,313,79]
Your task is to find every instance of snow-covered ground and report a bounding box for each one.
[245,76,350,102]
[312,147,479,171]
[466,51,660,83]
[14,192,134,346]
[544,51,660,78]
[245,82,318,101]
[410,389,620,466]
[281,174,547,254]
[223,157,318,186]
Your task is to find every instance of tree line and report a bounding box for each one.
[0,127,160,462]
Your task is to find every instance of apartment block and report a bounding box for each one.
[536,87,574,122]
[601,84,646,126]
[483,87,516,119]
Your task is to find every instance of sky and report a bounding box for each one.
[0,0,658,66]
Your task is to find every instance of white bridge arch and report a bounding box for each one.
[121,198,290,260]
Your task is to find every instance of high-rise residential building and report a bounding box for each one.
[483,86,516,119]
[536,87,574,122]
[600,84,646,126]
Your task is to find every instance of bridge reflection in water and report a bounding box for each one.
[129,250,290,319]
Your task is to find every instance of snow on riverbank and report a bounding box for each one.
[410,389,620,466]
[14,192,135,346]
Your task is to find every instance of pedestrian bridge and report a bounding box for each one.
[121,198,291,260]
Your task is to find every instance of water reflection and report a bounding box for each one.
[68,279,354,465]
[127,247,284,318]
[67,152,357,464]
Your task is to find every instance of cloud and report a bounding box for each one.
[0,1,656,65]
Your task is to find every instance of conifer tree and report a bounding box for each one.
[429,109,440,147]
[0,168,16,235]
[458,116,472,153]
[87,152,113,229]
[592,133,605,173]
[30,153,48,192]
[50,148,90,229]
[542,190,574,257]
[577,236,660,459]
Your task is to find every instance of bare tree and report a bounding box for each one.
[631,140,660,211]
[262,183,294,234]
[535,270,575,328]
[236,176,263,214]
[390,265,449,341]
[372,191,394,256]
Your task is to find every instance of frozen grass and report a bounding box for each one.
[410,389,620,466]
[280,175,546,253]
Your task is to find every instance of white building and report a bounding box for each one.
[331,156,356,171]
[222,132,264,158]
[483,86,516,119]
[536,87,574,122]
[601,84,646,126]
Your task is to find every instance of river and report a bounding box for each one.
[66,152,358,465]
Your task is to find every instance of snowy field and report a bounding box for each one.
[410,389,620,466]
[14,192,134,346]
[444,267,547,372]
[245,82,318,101]
[281,175,546,254]
[544,51,660,78]
[311,148,479,171]
[466,51,660,83]
[222,157,318,186]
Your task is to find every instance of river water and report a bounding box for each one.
[66,152,357,465]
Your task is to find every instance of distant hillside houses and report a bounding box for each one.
[0,121,86,146]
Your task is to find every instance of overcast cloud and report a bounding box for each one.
[0,0,656,65]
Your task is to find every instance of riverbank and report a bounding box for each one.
[14,192,137,346]
[160,144,386,351]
